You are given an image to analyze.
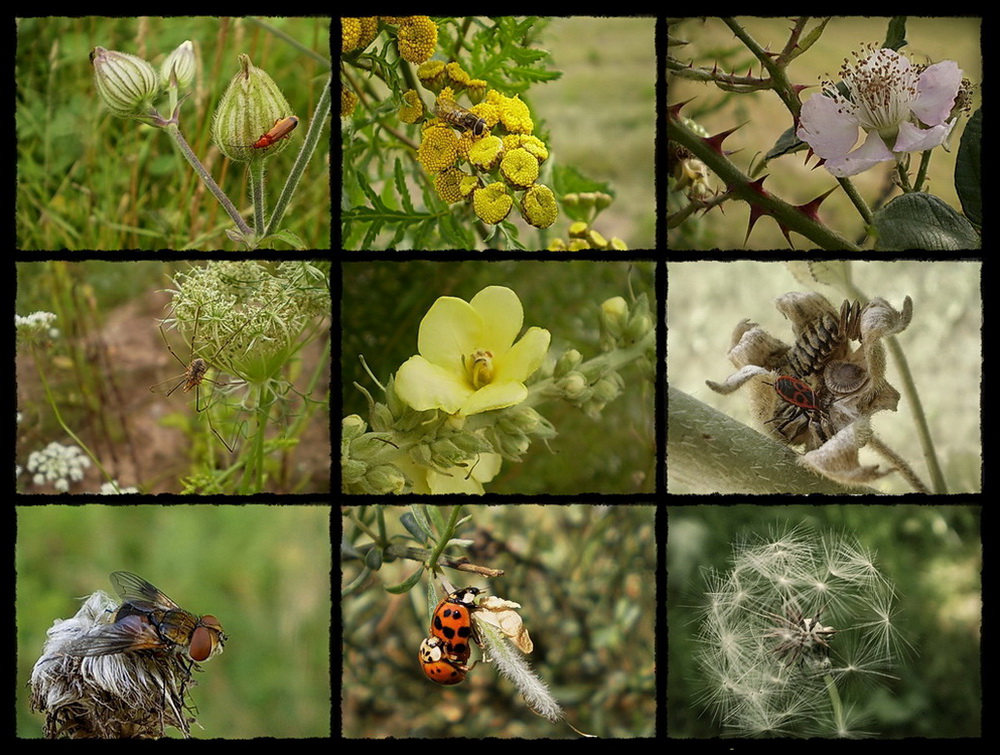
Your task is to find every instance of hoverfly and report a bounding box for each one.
[150,304,252,453]
[64,571,227,663]
[434,96,488,137]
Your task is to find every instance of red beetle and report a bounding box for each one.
[764,375,828,441]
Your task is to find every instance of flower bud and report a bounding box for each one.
[90,47,161,119]
[600,296,629,338]
[161,40,196,90]
[553,348,583,378]
[556,371,590,401]
[342,414,367,442]
[212,54,295,163]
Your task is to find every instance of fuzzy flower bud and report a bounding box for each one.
[160,40,196,90]
[212,54,296,163]
[90,47,161,119]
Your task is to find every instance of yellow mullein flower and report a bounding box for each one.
[394,286,551,417]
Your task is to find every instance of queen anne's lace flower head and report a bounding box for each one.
[797,45,963,177]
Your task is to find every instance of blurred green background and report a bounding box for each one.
[16,17,331,250]
[535,17,656,248]
[341,260,656,494]
[668,16,982,249]
[667,505,981,737]
[342,504,656,738]
[17,504,331,738]
[667,260,981,493]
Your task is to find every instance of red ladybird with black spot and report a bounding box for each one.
[430,587,482,665]
[418,635,469,685]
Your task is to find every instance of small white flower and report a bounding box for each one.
[797,45,962,177]
[25,442,91,491]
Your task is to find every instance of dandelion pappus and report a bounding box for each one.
[762,602,837,667]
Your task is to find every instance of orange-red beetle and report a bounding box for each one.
[250,116,299,149]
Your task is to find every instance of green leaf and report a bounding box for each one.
[384,565,424,594]
[883,17,908,51]
[873,192,980,250]
[955,108,981,227]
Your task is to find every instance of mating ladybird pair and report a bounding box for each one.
[418,587,482,685]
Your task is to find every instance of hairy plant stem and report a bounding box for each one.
[837,176,873,225]
[667,117,860,250]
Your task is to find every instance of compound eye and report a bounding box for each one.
[473,121,485,137]
[190,626,213,661]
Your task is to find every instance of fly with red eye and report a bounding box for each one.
[63,572,227,664]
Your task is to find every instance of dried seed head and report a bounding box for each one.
[824,360,870,395]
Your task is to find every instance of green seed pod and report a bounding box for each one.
[90,47,161,119]
[212,54,296,163]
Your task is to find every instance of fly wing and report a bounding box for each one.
[110,571,181,612]
[62,614,164,658]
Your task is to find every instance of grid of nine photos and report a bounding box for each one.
[14,15,982,742]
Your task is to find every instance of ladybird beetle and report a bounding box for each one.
[430,587,482,665]
[764,375,828,441]
[419,635,469,685]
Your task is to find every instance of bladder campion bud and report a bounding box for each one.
[212,54,295,163]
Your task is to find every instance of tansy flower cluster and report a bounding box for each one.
[341,17,438,63]
[416,87,558,228]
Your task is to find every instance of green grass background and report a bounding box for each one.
[668,505,981,737]
[535,17,656,248]
[16,505,331,738]
[16,17,331,250]
[668,16,982,250]
[667,260,981,494]
[341,260,656,494]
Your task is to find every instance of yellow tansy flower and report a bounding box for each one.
[398,89,423,125]
[520,184,558,228]
[397,16,438,64]
[473,182,513,224]
[418,125,458,173]
[500,147,539,188]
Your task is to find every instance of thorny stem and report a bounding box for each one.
[667,117,860,250]
[721,17,803,118]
